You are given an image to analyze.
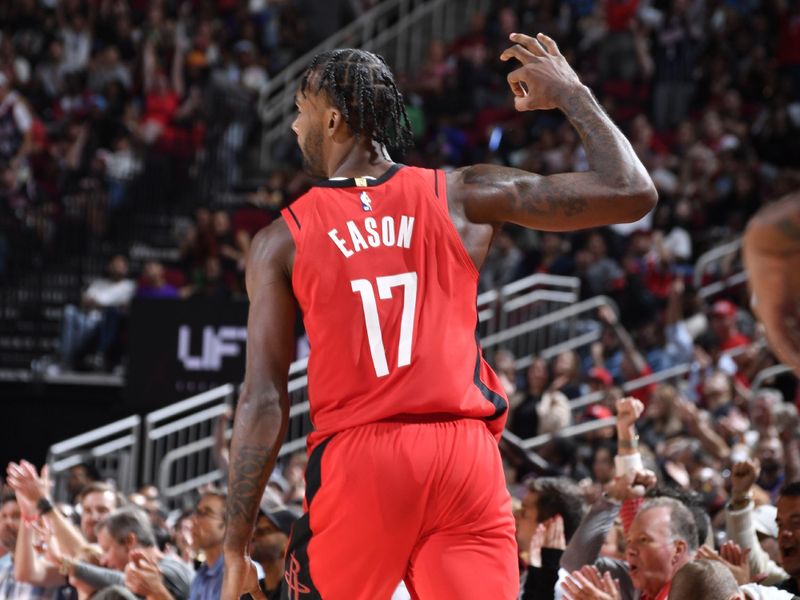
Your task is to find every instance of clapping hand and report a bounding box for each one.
[562,565,621,600]
[528,515,567,567]
[697,541,752,585]
[6,461,50,518]
[125,550,169,598]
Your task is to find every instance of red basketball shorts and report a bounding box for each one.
[282,416,519,599]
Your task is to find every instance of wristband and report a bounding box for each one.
[728,494,752,512]
[614,452,643,477]
[37,497,54,517]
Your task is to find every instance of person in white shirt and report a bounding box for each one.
[58,254,136,371]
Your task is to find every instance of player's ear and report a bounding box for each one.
[327,108,349,141]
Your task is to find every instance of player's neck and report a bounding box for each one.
[327,140,393,180]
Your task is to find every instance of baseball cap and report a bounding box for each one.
[711,300,737,318]
[752,504,778,538]
[588,367,613,387]
[584,404,613,420]
[264,508,301,536]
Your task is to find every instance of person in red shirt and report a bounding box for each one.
[222,33,657,600]
[562,497,698,600]
[709,299,750,352]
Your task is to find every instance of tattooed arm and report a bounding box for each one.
[222,219,295,600]
[448,33,656,231]
[743,191,800,372]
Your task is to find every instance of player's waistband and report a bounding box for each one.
[378,412,466,424]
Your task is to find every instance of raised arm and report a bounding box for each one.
[743,191,800,371]
[222,219,295,599]
[448,33,657,232]
[6,461,91,559]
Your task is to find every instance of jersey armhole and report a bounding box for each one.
[431,168,481,281]
[281,205,303,245]
[434,168,448,210]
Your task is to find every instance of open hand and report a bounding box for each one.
[543,514,566,550]
[697,542,751,585]
[562,565,621,600]
[125,550,169,597]
[6,461,50,518]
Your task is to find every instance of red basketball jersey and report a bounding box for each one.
[281,165,508,450]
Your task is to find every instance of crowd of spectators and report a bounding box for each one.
[0,458,304,599]
[3,0,794,375]
[3,0,800,596]
[0,0,368,286]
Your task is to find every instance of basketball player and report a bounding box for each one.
[222,32,657,599]
[743,190,800,371]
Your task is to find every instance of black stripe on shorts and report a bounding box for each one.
[281,436,334,599]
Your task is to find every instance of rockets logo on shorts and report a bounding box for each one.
[284,552,310,598]
[360,191,373,211]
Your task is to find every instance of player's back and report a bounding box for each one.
[281,165,508,449]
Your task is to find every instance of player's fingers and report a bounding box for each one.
[537,32,561,55]
[506,69,529,98]
[500,44,538,65]
[509,32,547,57]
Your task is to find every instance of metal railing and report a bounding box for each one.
[519,416,619,451]
[257,0,490,166]
[565,363,693,414]
[694,237,746,299]
[48,273,582,505]
[47,415,141,501]
[481,295,617,367]
[751,364,795,394]
[142,385,237,504]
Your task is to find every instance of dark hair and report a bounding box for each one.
[527,477,586,543]
[640,497,699,552]
[153,525,172,552]
[780,481,800,497]
[646,484,708,548]
[300,48,413,152]
[70,461,102,482]
[97,507,156,548]
[1,493,16,507]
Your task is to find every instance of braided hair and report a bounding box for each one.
[300,49,413,153]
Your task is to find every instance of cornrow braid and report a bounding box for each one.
[300,48,413,152]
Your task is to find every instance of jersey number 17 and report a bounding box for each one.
[350,271,418,378]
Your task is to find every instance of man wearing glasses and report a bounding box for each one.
[189,489,229,600]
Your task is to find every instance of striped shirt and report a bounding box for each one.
[0,554,60,600]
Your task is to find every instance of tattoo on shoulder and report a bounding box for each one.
[226,443,271,524]
[462,166,588,218]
